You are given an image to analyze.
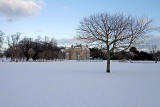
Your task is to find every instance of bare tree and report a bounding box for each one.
[11,33,21,46]
[0,30,4,51]
[50,37,57,46]
[77,13,152,73]
[150,44,159,63]
[7,32,21,61]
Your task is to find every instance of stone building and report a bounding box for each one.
[65,45,90,60]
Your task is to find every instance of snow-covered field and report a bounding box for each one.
[0,61,160,107]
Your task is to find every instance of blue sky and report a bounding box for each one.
[0,0,160,40]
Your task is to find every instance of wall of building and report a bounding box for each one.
[65,45,90,60]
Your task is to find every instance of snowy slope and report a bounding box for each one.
[0,61,160,107]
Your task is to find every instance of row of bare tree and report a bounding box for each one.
[0,32,65,61]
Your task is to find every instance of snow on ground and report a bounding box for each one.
[0,61,160,107]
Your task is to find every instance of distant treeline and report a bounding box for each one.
[90,47,160,61]
[0,33,65,61]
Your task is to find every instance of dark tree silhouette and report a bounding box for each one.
[77,12,152,73]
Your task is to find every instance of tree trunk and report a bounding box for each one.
[106,48,110,73]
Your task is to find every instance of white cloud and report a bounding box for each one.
[0,0,44,21]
